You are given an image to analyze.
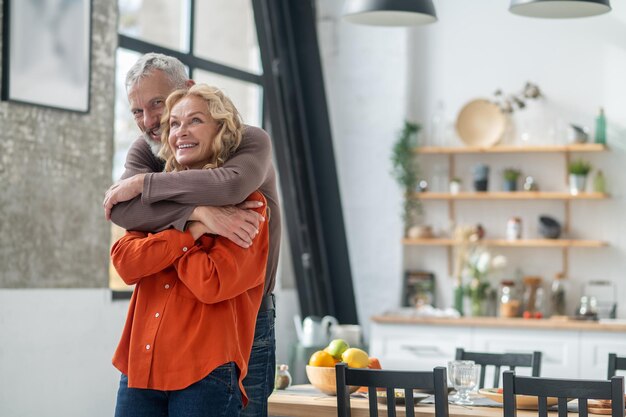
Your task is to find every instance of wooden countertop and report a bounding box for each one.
[371,315,626,332]
[269,385,549,417]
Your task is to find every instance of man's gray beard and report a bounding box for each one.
[142,133,162,157]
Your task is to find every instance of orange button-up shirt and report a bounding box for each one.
[111,192,268,405]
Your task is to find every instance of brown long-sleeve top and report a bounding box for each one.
[111,192,268,405]
[110,125,280,296]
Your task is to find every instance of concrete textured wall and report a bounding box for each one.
[0,0,117,287]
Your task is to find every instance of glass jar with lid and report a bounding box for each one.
[550,273,567,317]
[499,280,520,318]
[274,364,292,390]
[523,276,544,316]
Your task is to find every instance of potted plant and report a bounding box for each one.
[391,121,423,236]
[502,168,521,191]
[568,159,592,195]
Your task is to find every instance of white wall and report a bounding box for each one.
[319,0,626,333]
[0,290,128,417]
[0,288,298,417]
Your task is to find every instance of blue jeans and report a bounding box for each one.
[240,308,276,417]
[114,362,242,417]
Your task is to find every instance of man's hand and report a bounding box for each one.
[103,174,146,220]
[190,201,265,248]
[187,221,210,241]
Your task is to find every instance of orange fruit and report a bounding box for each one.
[358,357,383,393]
[308,350,336,367]
[368,357,382,369]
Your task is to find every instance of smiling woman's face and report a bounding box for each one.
[167,95,221,170]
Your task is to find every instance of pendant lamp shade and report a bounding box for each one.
[509,0,611,18]
[343,0,437,26]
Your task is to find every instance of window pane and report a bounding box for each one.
[110,48,144,291]
[119,0,190,52]
[113,49,143,181]
[194,70,262,128]
[194,0,261,75]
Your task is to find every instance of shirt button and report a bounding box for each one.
[164,284,170,289]
[145,344,151,350]
[182,246,188,252]
[155,313,160,318]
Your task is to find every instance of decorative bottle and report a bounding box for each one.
[594,107,606,145]
[429,101,446,147]
[593,170,606,194]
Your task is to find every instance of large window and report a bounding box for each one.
[110,0,265,290]
[110,0,355,323]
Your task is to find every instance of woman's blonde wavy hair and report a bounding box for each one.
[158,84,243,172]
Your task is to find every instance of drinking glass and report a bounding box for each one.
[451,362,479,405]
[447,360,474,403]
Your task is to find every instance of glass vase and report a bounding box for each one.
[470,295,484,317]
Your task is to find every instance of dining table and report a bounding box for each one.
[268,385,567,417]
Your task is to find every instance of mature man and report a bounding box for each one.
[104,53,281,416]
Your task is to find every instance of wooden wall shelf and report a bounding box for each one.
[402,238,608,248]
[416,143,607,154]
[413,191,608,200]
[406,142,609,277]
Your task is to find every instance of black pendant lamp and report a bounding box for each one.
[509,0,611,18]
[343,0,437,26]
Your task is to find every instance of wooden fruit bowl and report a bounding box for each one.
[305,365,359,396]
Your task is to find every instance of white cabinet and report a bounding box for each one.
[370,322,470,371]
[369,320,625,379]
[472,328,579,378]
[579,332,626,379]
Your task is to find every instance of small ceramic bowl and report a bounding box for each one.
[539,216,561,239]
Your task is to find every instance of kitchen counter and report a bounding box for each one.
[371,315,626,332]
[370,315,626,378]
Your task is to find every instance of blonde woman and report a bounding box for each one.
[111,84,269,417]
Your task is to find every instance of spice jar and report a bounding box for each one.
[274,364,292,390]
[506,217,522,240]
[499,280,520,318]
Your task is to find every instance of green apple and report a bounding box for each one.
[324,339,350,360]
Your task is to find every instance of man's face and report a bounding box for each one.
[127,70,176,155]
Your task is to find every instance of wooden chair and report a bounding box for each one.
[455,347,541,388]
[607,353,626,378]
[503,370,625,417]
[335,363,449,417]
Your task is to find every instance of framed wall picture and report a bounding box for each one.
[1,0,92,113]
[402,271,435,308]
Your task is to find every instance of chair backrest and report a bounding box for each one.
[455,347,541,388]
[608,353,626,378]
[503,370,625,417]
[335,363,449,417]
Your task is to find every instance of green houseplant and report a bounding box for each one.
[391,121,422,235]
[568,159,592,195]
[502,168,521,191]
[568,159,592,176]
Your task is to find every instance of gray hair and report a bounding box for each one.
[125,53,188,92]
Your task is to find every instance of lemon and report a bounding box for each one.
[341,348,369,368]
[309,350,336,367]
